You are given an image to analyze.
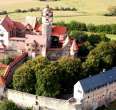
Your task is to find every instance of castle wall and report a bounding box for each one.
[5,89,81,110]
[81,82,116,110]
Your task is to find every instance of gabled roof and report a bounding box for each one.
[0,15,14,32]
[13,21,25,30]
[0,16,25,32]
[35,24,67,37]
[52,26,67,36]
[25,16,37,29]
[79,67,116,93]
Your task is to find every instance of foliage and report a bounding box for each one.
[78,41,94,57]
[69,30,110,46]
[87,24,116,34]
[0,100,22,110]
[55,21,116,34]
[82,41,116,76]
[69,31,88,42]
[13,62,36,94]
[36,62,61,97]
[87,34,101,45]
[58,57,81,93]
[0,10,7,15]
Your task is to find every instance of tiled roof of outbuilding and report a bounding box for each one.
[78,67,116,93]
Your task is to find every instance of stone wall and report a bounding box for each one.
[82,82,116,110]
[5,89,81,110]
[3,52,28,86]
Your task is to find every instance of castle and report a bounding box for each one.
[0,6,79,60]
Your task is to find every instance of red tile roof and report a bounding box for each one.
[52,26,67,36]
[34,24,67,37]
[0,15,15,32]
[0,16,25,32]
[13,21,25,30]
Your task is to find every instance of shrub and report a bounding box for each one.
[0,100,22,110]
[54,6,60,11]
[35,7,40,11]
[67,21,87,31]
[71,7,77,11]
[0,10,7,15]
[14,9,22,13]
[60,7,65,11]
[21,10,28,13]
[28,8,36,12]
[87,24,96,32]
[13,63,36,94]
[64,7,71,11]
[69,30,88,42]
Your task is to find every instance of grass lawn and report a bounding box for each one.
[107,34,116,40]
[0,0,116,24]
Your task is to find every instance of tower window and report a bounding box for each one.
[0,40,4,44]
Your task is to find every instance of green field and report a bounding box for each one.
[107,34,116,40]
[0,0,116,24]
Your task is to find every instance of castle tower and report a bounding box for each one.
[41,5,53,57]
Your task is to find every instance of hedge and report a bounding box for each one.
[55,21,116,34]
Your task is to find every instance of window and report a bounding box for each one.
[26,43,29,46]
[0,40,4,43]
[78,90,82,93]
[0,33,4,37]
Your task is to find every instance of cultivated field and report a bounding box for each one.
[0,0,116,24]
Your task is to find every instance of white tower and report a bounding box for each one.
[41,5,53,57]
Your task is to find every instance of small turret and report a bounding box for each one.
[63,36,71,48]
[70,40,78,56]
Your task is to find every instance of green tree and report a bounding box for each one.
[78,41,94,57]
[69,30,88,42]
[36,62,61,97]
[0,100,22,110]
[58,56,81,93]
[82,41,116,76]
[13,62,36,94]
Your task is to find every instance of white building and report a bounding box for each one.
[74,67,116,110]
